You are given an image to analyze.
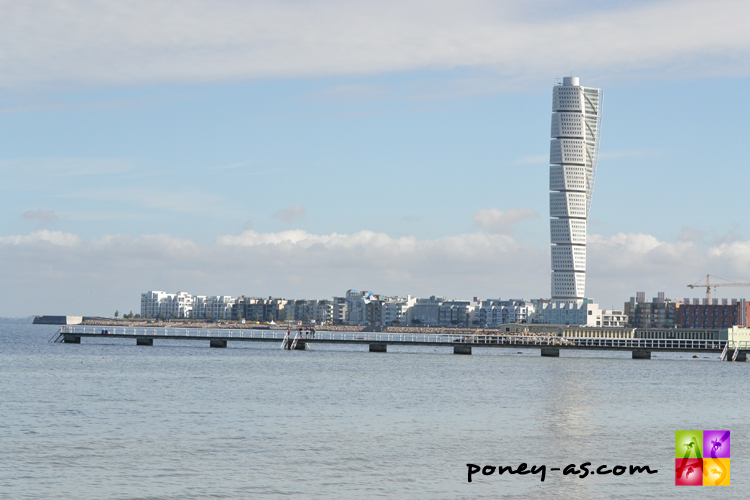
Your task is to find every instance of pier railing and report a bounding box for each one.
[56,326,750,351]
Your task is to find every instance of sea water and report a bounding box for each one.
[1,323,747,499]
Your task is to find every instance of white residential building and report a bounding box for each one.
[601,309,628,327]
[140,291,193,319]
[287,299,334,324]
[345,290,386,325]
[411,296,444,326]
[332,297,348,325]
[438,299,480,327]
[193,295,235,320]
[476,299,536,327]
[381,296,416,325]
[550,76,603,302]
[532,300,627,327]
[312,300,333,324]
[533,300,595,325]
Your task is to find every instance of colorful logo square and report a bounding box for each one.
[675,430,703,459]
[675,458,703,486]
[675,430,730,486]
[703,430,730,459]
[704,458,730,486]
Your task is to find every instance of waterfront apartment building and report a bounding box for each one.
[192,295,235,320]
[140,291,193,319]
[313,300,334,325]
[624,292,682,328]
[381,296,416,326]
[475,299,535,327]
[138,289,627,328]
[437,299,480,327]
[285,299,333,324]
[533,299,627,327]
[675,299,750,329]
[234,297,289,322]
[410,296,445,326]
[345,290,383,326]
[332,297,348,325]
[549,76,603,302]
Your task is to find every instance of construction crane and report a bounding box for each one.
[687,275,750,303]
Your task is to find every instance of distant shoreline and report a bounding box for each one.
[77,318,543,336]
[0,317,34,324]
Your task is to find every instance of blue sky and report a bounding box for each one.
[2,0,750,316]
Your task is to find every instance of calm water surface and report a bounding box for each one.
[1,324,747,499]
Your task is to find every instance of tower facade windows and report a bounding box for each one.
[549,77,602,302]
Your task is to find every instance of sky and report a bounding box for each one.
[2,0,750,316]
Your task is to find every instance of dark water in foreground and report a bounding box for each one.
[1,324,748,499]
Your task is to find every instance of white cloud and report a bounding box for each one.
[1,1,749,87]
[586,232,721,306]
[472,208,539,233]
[0,230,81,247]
[6,228,750,316]
[708,241,750,276]
[0,228,543,316]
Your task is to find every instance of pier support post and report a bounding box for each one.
[541,348,559,357]
[725,350,747,362]
[210,340,227,348]
[294,342,307,350]
[63,335,80,344]
[632,350,651,359]
[369,344,387,353]
[453,345,472,355]
[136,337,153,346]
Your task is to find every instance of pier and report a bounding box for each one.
[51,326,749,361]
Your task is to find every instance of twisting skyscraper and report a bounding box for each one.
[549,76,603,302]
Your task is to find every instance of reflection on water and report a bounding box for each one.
[0,324,746,499]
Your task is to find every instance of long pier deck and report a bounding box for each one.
[52,326,749,361]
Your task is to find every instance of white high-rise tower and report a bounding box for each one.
[549,76,603,302]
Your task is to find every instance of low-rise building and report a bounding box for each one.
[532,299,627,327]
[601,309,628,327]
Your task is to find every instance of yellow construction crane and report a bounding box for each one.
[687,275,750,303]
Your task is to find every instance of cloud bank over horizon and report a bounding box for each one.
[1,0,749,88]
[4,227,750,316]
